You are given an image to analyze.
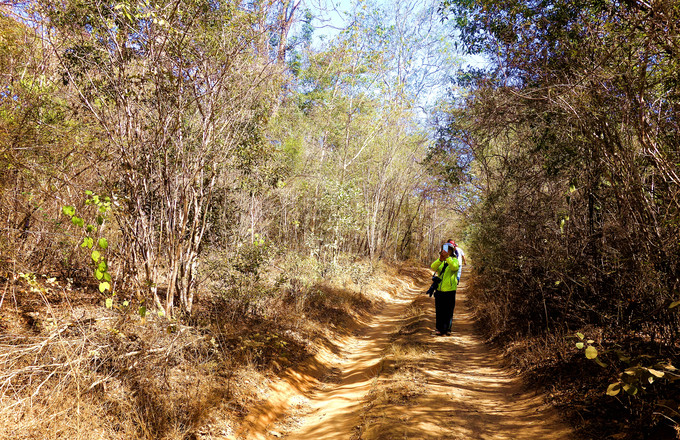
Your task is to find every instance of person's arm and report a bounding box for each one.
[431,249,450,271]
[462,254,467,265]
[446,256,459,273]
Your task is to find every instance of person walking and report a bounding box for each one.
[430,242,459,336]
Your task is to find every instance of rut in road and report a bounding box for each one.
[254,268,574,440]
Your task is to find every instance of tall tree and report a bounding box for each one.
[438,0,680,432]
[265,0,463,262]
[35,0,292,314]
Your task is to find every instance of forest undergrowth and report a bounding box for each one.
[466,274,680,440]
[0,254,396,440]
[438,0,680,437]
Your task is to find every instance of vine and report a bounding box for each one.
[62,191,115,306]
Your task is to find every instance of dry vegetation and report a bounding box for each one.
[465,271,680,440]
[0,255,397,440]
[438,1,680,437]
[0,3,460,438]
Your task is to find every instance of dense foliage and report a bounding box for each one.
[6,0,679,437]
[0,2,464,438]
[0,0,460,314]
[438,0,680,437]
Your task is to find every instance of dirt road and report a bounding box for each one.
[237,269,574,440]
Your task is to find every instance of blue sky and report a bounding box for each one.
[300,0,490,69]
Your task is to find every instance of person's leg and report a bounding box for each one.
[441,292,454,334]
[447,290,457,333]
[457,266,462,283]
[434,292,446,334]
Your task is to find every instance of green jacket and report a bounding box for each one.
[430,257,459,292]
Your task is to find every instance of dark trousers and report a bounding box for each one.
[434,290,456,334]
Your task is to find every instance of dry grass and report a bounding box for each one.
[0,277,267,440]
[0,255,393,440]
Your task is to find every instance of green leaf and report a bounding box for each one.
[606,383,621,396]
[575,342,584,349]
[85,190,93,196]
[103,272,112,282]
[72,216,84,227]
[99,281,110,293]
[86,224,95,233]
[98,238,109,250]
[123,300,129,307]
[96,215,104,225]
[670,300,680,309]
[594,357,608,368]
[91,250,101,262]
[98,260,107,272]
[105,297,113,308]
[62,206,75,217]
[623,383,638,396]
[139,305,147,318]
[585,346,598,359]
[576,332,584,340]
[95,269,103,280]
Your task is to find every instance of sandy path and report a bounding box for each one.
[240,269,574,440]
[280,279,419,439]
[369,275,575,440]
